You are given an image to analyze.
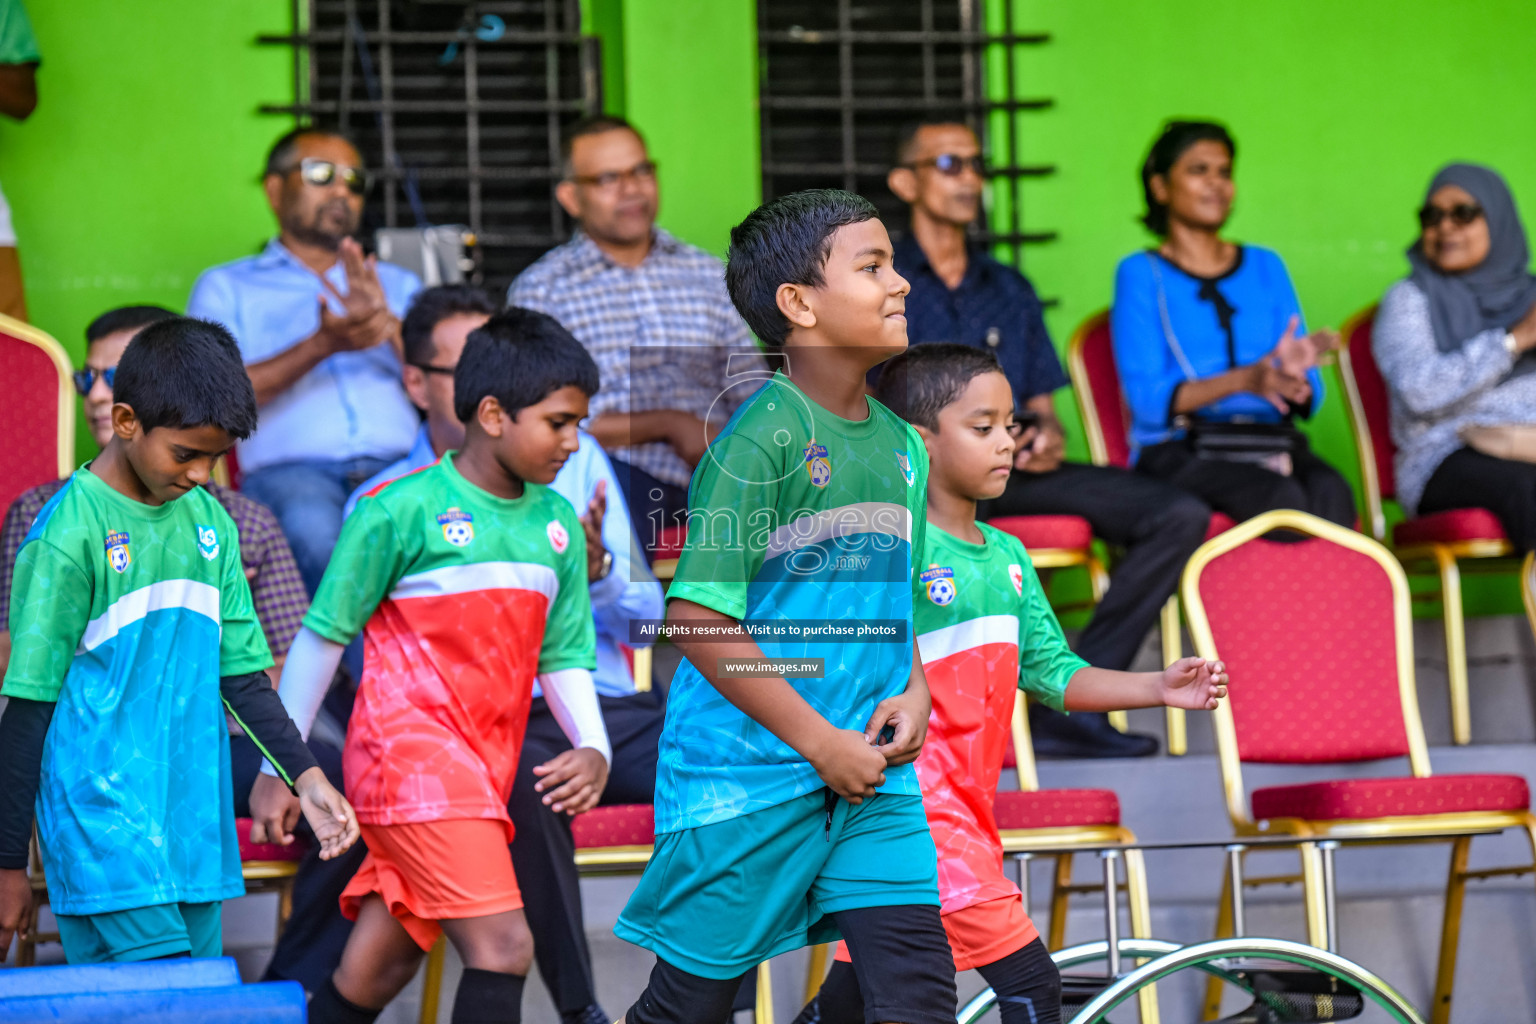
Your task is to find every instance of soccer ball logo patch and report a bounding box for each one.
[196,524,220,561]
[547,519,569,554]
[436,507,475,547]
[104,530,131,574]
[1008,563,1024,596]
[804,442,831,488]
[920,564,957,606]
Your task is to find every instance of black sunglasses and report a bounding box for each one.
[907,154,986,177]
[73,366,116,395]
[1418,202,1483,229]
[288,157,370,196]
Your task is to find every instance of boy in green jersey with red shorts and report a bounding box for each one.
[795,343,1227,1023]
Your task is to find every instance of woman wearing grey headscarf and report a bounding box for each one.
[1374,163,1536,550]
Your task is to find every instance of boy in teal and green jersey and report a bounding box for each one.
[615,190,957,1024]
[795,343,1227,1024]
[0,318,357,964]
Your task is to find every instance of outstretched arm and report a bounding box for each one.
[1063,657,1227,713]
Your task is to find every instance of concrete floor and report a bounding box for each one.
[9,615,1536,1022]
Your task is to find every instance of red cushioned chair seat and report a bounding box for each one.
[1205,512,1237,541]
[1250,774,1529,822]
[572,803,655,849]
[649,525,687,562]
[1392,508,1509,547]
[236,817,308,862]
[986,515,1094,551]
[994,788,1120,830]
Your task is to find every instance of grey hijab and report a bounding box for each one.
[1406,163,1536,353]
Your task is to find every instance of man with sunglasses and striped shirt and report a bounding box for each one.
[188,127,422,598]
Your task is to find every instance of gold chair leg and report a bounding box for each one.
[755,960,775,1023]
[1298,843,1328,948]
[1046,853,1073,950]
[1201,855,1235,1020]
[632,645,653,694]
[1433,546,1472,746]
[1520,552,1536,643]
[1430,836,1472,1024]
[276,877,296,942]
[1107,709,1129,733]
[803,942,833,1004]
[1160,595,1187,756]
[1087,555,1110,603]
[1124,849,1160,1024]
[419,935,448,1024]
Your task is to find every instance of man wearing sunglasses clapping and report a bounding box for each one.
[188,128,422,598]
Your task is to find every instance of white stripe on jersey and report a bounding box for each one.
[389,560,559,604]
[78,579,222,654]
[916,614,1019,665]
[763,501,912,560]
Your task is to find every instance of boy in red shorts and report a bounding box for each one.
[794,343,1227,1024]
[249,308,613,1024]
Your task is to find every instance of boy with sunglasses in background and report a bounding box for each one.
[188,126,422,598]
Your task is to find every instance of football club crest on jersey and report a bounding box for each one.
[803,442,831,488]
[895,449,915,487]
[436,507,475,547]
[920,564,957,606]
[196,524,220,561]
[104,530,131,574]
[1008,562,1025,596]
[547,519,570,554]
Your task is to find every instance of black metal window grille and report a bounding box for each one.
[260,0,602,292]
[758,0,1054,270]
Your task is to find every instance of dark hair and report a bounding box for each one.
[85,305,177,345]
[724,189,881,350]
[401,285,497,366]
[264,125,360,178]
[112,318,259,439]
[892,115,974,166]
[561,114,643,177]
[874,343,1006,431]
[1140,120,1235,235]
[454,306,600,423]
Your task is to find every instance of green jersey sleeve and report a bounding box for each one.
[666,432,781,621]
[1011,538,1086,712]
[538,501,596,674]
[2,540,90,701]
[218,518,274,676]
[304,496,408,644]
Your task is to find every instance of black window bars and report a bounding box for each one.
[758,0,1055,272]
[260,0,603,292]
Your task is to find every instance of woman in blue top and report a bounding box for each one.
[1111,121,1354,527]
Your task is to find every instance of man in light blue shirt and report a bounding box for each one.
[346,286,665,1024]
[188,127,422,594]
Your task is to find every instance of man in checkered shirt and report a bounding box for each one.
[0,305,362,994]
[508,115,765,546]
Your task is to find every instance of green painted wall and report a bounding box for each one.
[602,0,761,257]
[988,0,1536,614]
[0,0,292,462]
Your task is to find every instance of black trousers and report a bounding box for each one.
[977,461,1212,670]
[230,731,365,992]
[509,691,667,1014]
[611,458,690,563]
[1135,436,1356,530]
[1420,446,1536,553]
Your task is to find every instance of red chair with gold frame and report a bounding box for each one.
[1065,310,1236,755]
[0,313,74,514]
[1180,509,1536,1024]
[1337,305,1517,745]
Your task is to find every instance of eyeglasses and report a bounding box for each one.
[288,157,370,196]
[569,160,657,190]
[907,154,986,177]
[410,362,456,376]
[1418,202,1483,229]
[72,366,116,395]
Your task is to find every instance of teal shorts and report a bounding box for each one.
[56,901,222,963]
[615,791,939,979]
